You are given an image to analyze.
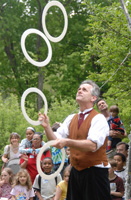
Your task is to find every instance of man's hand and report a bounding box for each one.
[52,138,68,149]
[109,130,126,139]
[39,112,49,129]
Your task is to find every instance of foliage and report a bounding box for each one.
[83,1,131,136]
[0,93,77,168]
[0,0,130,160]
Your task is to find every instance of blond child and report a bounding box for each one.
[0,167,13,199]
[54,165,72,200]
[10,168,35,200]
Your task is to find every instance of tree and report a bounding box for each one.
[0,0,92,110]
[82,1,131,134]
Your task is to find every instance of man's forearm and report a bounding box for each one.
[45,125,57,140]
[52,138,97,152]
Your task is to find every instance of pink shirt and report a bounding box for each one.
[0,183,12,199]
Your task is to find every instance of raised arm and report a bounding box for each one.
[39,113,57,140]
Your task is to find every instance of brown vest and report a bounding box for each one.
[69,109,108,171]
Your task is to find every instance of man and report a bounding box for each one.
[39,80,111,200]
[97,99,127,158]
[116,141,129,159]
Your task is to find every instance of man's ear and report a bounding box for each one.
[91,95,97,102]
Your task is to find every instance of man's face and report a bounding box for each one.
[97,100,108,112]
[76,84,96,104]
[116,144,127,158]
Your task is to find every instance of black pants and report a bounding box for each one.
[66,167,112,200]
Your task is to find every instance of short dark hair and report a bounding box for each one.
[34,132,43,140]
[114,153,126,163]
[96,98,107,108]
[116,142,129,151]
[42,157,53,164]
[52,122,61,131]
[109,105,119,114]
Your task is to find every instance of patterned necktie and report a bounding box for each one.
[78,110,92,129]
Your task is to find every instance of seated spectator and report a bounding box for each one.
[20,127,49,156]
[109,159,124,200]
[33,157,62,200]
[114,153,128,199]
[116,142,129,159]
[19,127,35,153]
[2,132,21,174]
[0,168,13,199]
[11,168,35,200]
[20,132,51,184]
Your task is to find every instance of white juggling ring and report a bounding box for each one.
[42,1,68,43]
[21,87,48,126]
[37,140,65,179]
[21,28,52,67]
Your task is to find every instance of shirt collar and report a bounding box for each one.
[79,107,93,114]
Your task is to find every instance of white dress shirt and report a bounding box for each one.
[54,108,110,168]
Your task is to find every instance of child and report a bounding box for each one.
[107,105,125,152]
[33,157,62,200]
[109,159,124,200]
[54,165,72,200]
[0,168,13,199]
[19,127,35,154]
[113,153,127,185]
[10,168,35,200]
[114,153,127,200]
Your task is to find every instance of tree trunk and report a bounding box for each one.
[36,0,44,111]
[37,68,44,111]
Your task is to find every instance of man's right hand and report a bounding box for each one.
[39,112,49,129]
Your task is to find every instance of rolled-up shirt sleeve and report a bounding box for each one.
[87,114,109,150]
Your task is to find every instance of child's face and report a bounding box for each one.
[63,171,70,183]
[42,158,53,174]
[1,170,10,183]
[110,111,118,118]
[26,129,34,141]
[19,173,27,186]
[114,155,125,170]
